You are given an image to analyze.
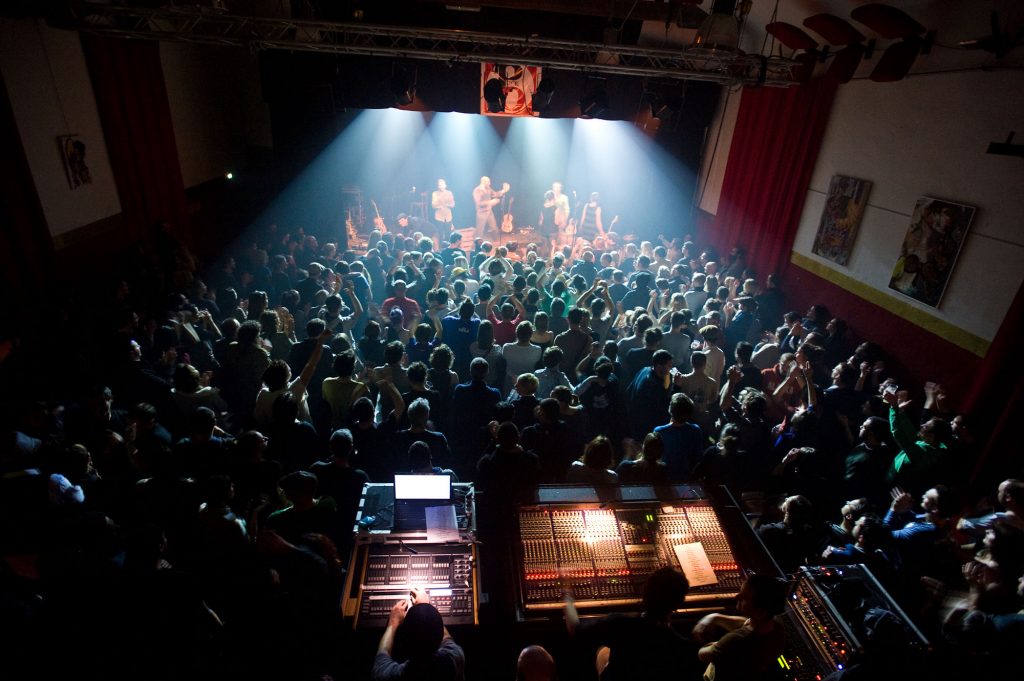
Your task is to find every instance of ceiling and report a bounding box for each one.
[738,0,1024,75]
[368,0,1024,76]
[10,1,1024,78]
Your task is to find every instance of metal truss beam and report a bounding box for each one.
[68,3,798,87]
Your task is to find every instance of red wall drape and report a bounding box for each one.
[0,71,54,301]
[711,75,839,278]
[963,279,1024,483]
[80,35,189,244]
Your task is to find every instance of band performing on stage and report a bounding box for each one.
[355,176,618,254]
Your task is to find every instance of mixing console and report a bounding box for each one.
[517,500,746,611]
[787,578,854,672]
[353,543,477,627]
[776,565,931,680]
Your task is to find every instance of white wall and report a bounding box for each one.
[160,42,271,188]
[0,19,121,237]
[791,70,1024,342]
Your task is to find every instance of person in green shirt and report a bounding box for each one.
[884,387,950,497]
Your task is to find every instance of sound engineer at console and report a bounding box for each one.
[692,574,788,681]
[563,567,702,681]
[373,587,466,681]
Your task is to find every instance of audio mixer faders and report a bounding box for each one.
[517,501,746,611]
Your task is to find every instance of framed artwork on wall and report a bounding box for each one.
[811,174,872,266]
[888,197,976,308]
[58,134,92,189]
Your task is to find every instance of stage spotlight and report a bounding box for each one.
[652,93,681,120]
[389,71,416,107]
[692,0,740,53]
[579,87,609,119]
[533,78,555,112]
[483,78,506,113]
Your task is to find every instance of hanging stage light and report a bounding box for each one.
[483,78,506,113]
[579,86,609,119]
[389,67,416,107]
[533,78,555,112]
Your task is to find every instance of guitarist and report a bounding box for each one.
[472,176,509,239]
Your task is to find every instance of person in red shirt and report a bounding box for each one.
[486,294,525,346]
[380,280,421,330]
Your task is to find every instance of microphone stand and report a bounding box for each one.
[570,191,583,258]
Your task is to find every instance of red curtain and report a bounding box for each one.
[0,71,53,300]
[80,35,189,244]
[964,279,1024,483]
[711,75,839,278]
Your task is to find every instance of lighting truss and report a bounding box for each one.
[68,3,799,87]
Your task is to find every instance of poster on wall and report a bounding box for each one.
[480,64,541,117]
[58,134,92,189]
[888,197,976,308]
[811,175,872,266]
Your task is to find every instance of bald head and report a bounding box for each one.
[517,645,556,681]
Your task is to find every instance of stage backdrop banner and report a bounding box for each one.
[811,175,872,266]
[480,64,541,117]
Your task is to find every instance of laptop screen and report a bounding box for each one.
[394,474,452,501]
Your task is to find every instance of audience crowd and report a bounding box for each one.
[0,224,1019,680]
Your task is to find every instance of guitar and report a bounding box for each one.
[370,200,387,233]
[345,210,360,249]
[501,196,515,233]
[602,215,619,239]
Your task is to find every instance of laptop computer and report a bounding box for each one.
[392,474,452,533]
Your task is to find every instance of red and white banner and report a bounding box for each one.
[480,63,541,117]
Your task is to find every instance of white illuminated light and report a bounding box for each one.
[226,172,234,180]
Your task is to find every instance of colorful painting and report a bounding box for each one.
[888,197,976,308]
[811,175,872,266]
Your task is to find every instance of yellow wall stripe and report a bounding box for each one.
[789,251,991,357]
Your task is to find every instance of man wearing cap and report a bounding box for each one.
[396,213,431,241]
[373,587,466,680]
[381,280,421,330]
